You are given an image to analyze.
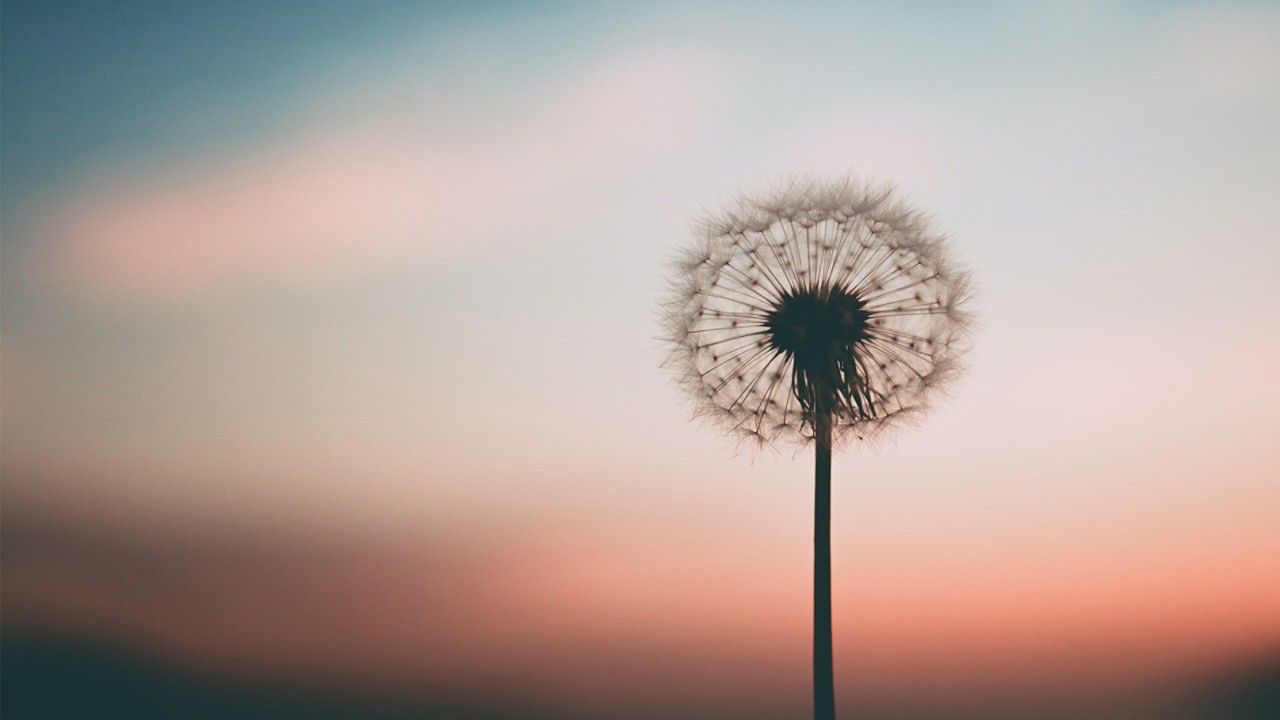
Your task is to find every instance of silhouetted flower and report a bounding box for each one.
[663,178,974,448]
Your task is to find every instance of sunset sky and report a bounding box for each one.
[3,1,1279,717]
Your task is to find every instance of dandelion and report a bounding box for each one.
[661,177,974,720]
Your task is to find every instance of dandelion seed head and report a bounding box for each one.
[662,177,975,448]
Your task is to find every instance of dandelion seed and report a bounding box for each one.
[660,176,975,720]
[663,177,973,447]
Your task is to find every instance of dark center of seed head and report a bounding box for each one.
[765,287,870,370]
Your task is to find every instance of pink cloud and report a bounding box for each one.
[44,138,452,299]
[34,49,721,304]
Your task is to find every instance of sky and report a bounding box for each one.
[3,1,1279,718]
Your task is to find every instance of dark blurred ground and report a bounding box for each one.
[0,632,558,720]
[3,631,1277,720]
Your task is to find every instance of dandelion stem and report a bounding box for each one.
[814,411,836,720]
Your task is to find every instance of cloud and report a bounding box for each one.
[33,48,723,304]
[42,137,446,299]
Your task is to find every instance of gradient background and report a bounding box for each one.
[3,1,1278,718]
